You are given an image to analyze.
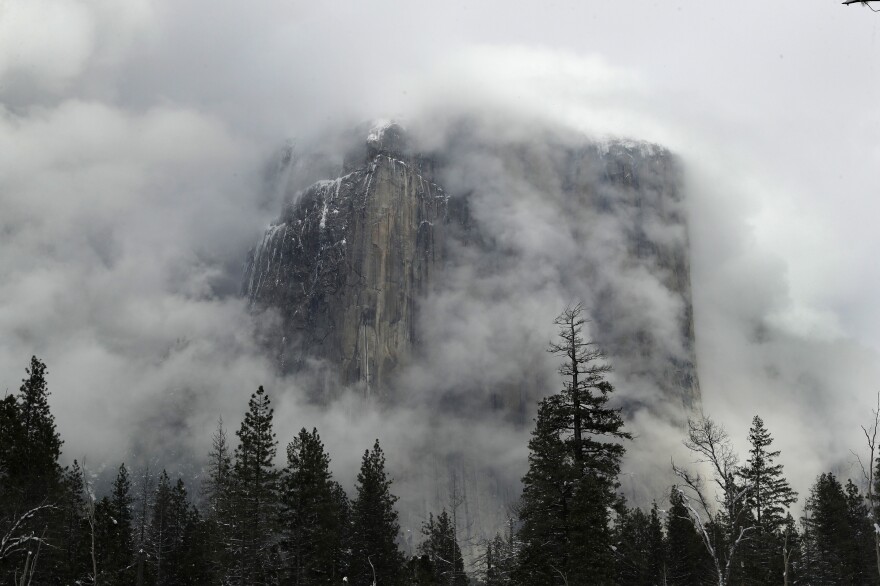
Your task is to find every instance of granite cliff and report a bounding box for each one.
[244,120,699,413]
[244,123,462,395]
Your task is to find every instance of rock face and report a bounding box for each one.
[244,121,700,410]
[244,123,461,395]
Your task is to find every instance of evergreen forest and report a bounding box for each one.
[2,306,879,585]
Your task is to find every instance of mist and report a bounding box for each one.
[2,0,879,540]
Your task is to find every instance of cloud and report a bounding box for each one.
[1,0,879,542]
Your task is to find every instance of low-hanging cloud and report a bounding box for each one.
[2,0,879,549]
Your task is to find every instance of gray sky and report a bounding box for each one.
[1,0,879,503]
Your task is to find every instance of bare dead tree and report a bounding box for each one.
[0,504,54,562]
[15,528,45,586]
[852,392,880,580]
[80,461,99,586]
[671,414,752,586]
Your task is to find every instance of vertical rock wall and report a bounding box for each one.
[244,123,700,411]
[244,124,454,396]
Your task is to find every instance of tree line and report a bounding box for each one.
[2,305,880,585]
[485,305,880,586]
[0,360,464,585]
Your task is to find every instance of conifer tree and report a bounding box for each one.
[0,394,15,482]
[546,304,630,477]
[418,510,467,586]
[515,401,575,585]
[175,505,213,585]
[15,357,63,504]
[0,358,75,584]
[567,471,615,584]
[204,416,233,582]
[614,503,667,585]
[408,553,437,586]
[133,465,154,586]
[51,460,92,584]
[0,358,63,568]
[205,417,233,514]
[800,472,878,585]
[280,427,348,585]
[350,440,405,586]
[229,385,280,586]
[737,415,797,583]
[666,487,712,586]
[516,305,628,585]
[148,470,174,585]
[843,478,878,585]
[143,471,211,586]
[330,479,352,577]
[740,416,798,530]
[646,503,667,582]
[96,463,135,585]
[484,519,517,586]
[780,513,802,586]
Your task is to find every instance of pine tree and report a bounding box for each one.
[144,471,211,586]
[350,440,405,586]
[666,487,712,586]
[567,471,615,585]
[0,358,63,546]
[408,553,437,586]
[647,502,667,583]
[737,415,797,583]
[15,357,63,504]
[175,505,213,585]
[96,463,135,585]
[484,541,500,586]
[51,460,92,584]
[614,503,667,585]
[330,479,352,579]
[148,470,174,586]
[418,510,467,586]
[204,416,234,582]
[229,385,280,586]
[133,465,154,586]
[0,391,27,580]
[515,400,575,585]
[800,472,878,585]
[740,416,798,530]
[205,416,233,513]
[0,394,18,488]
[484,518,517,586]
[843,478,878,585]
[280,427,348,585]
[780,513,801,586]
[0,358,74,584]
[486,519,518,586]
[516,305,629,585]
[546,305,630,478]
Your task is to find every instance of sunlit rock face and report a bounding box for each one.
[244,120,699,412]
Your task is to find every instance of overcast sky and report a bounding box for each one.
[2,0,879,502]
